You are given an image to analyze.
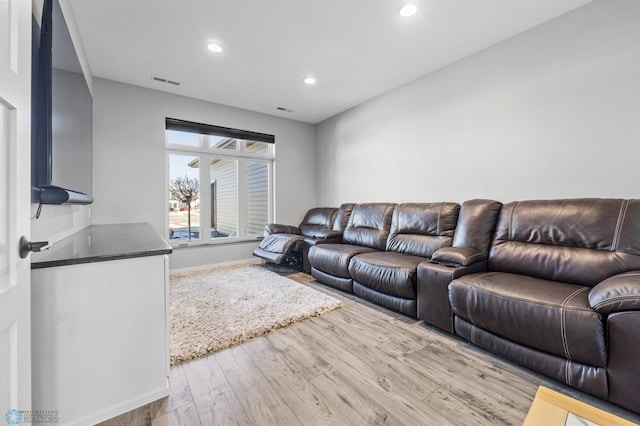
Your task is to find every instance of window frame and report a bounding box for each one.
[165,125,274,248]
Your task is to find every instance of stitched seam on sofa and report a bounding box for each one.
[560,287,590,360]
[471,323,476,345]
[508,202,518,242]
[565,359,572,386]
[561,309,568,359]
[465,252,485,266]
[452,272,497,286]
[437,203,443,236]
[611,199,629,252]
[592,295,640,310]
[453,282,595,312]
[466,290,475,325]
[394,208,401,237]
[609,310,640,319]
[605,318,610,364]
[612,271,640,278]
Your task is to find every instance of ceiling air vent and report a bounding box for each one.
[152,75,181,86]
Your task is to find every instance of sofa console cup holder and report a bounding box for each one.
[427,259,459,269]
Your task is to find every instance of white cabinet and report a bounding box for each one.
[31,225,171,425]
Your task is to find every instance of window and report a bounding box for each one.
[166,118,274,246]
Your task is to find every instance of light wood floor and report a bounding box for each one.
[100,265,640,426]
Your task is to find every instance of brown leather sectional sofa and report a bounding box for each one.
[255,198,640,415]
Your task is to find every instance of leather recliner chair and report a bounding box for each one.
[348,202,460,317]
[443,198,640,414]
[253,204,354,272]
[308,202,396,292]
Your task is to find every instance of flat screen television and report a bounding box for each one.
[32,0,93,205]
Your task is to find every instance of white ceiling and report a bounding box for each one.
[68,0,593,124]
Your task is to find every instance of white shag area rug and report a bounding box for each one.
[170,264,342,365]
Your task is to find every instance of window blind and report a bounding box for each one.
[166,118,275,144]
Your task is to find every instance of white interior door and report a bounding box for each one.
[0,0,33,420]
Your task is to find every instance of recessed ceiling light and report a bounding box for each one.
[400,4,417,17]
[304,77,316,85]
[207,43,223,53]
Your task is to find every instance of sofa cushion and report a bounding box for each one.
[298,207,338,238]
[253,247,286,264]
[311,267,354,293]
[449,272,606,367]
[353,282,417,317]
[342,203,396,250]
[349,252,424,299]
[308,243,378,279]
[489,199,640,286]
[332,203,356,233]
[451,199,502,253]
[257,233,304,254]
[385,202,459,257]
[302,207,337,226]
[254,234,305,264]
[265,224,300,235]
[454,317,608,399]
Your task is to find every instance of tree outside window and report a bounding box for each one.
[170,175,200,240]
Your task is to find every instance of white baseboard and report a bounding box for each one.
[68,384,170,426]
[169,257,264,275]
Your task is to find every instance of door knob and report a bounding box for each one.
[19,236,50,259]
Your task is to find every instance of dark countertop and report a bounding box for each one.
[31,223,172,269]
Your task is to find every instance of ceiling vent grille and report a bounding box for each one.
[152,75,181,86]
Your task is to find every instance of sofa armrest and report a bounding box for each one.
[312,230,343,240]
[589,271,640,315]
[417,260,487,333]
[265,224,300,235]
[304,236,342,246]
[606,312,640,413]
[431,247,485,266]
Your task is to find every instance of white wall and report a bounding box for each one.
[92,79,316,270]
[315,0,640,205]
[31,204,91,243]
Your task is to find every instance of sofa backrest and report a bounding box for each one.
[332,203,356,233]
[489,198,640,286]
[452,199,503,255]
[299,207,338,238]
[342,203,396,250]
[386,203,460,258]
